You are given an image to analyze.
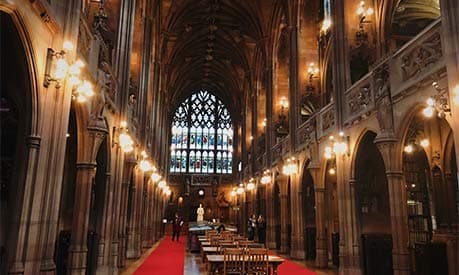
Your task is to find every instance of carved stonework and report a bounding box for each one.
[347,83,372,115]
[297,118,316,148]
[400,32,442,81]
[374,64,394,136]
[321,107,335,132]
[78,18,93,62]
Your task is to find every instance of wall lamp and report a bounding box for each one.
[150,171,162,182]
[306,62,320,94]
[422,82,451,118]
[44,41,95,102]
[324,132,350,159]
[282,157,298,176]
[139,150,154,172]
[355,1,374,44]
[260,169,272,184]
[113,121,134,153]
[236,184,245,195]
[404,138,430,154]
[246,178,255,191]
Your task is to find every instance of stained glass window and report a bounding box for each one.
[170,90,233,174]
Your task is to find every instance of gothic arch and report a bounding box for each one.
[0,5,39,135]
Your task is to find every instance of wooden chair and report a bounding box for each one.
[223,248,245,275]
[246,248,269,275]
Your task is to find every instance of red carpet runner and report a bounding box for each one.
[134,238,185,275]
[277,259,317,275]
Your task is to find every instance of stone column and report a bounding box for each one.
[67,163,97,275]
[109,146,124,271]
[376,139,411,275]
[68,129,106,275]
[440,5,459,270]
[96,173,112,275]
[309,165,328,268]
[288,24,299,150]
[336,155,361,275]
[279,176,290,254]
[289,173,305,259]
[9,136,41,274]
[117,157,136,267]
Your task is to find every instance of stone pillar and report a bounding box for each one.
[279,176,290,254]
[109,147,124,272]
[265,182,276,249]
[96,173,112,275]
[9,136,41,274]
[289,173,305,259]
[117,158,136,267]
[439,5,459,271]
[376,139,411,275]
[68,129,106,275]
[309,165,328,268]
[288,24,299,150]
[67,163,97,275]
[126,167,142,259]
[336,155,361,275]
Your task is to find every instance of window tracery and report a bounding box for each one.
[170,90,233,174]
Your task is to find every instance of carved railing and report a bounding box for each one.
[343,71,374,125]
[296,115,317,151]
[317,102,335,139]
[390,19,443,98]
[342,19,443,125]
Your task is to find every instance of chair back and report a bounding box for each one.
[223,248,245,275]
[246,248,269,275]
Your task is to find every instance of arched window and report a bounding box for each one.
[170,90,233,174]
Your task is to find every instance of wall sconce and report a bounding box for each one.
[356,1,374,44]
[113,121,134,153]
[422,82,451,118]
[282,157,298,176]
[306,62,320,94]
[230,188,237,197]
[404,138,430,154]
[236,184,245,195]
[246,178,255,191]
[44,41,95,103]
[262,118,267,128]
[150,172,162,182]
[198,189,205,196]
[324,132,350,159]
[260,169,272,184]
[139,150,153,172]
[158,180,167,189]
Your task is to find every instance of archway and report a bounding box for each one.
[0,11,33,274]
[402,113,458,274]
[324,159,338,267]
[354,131,392,275]
[302,168,316,260]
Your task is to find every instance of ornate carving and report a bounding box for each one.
[321,107,335,132]
[78,18,93,62]
[374,64,394,136]
[400,32,442,81]
[347,83,371,115]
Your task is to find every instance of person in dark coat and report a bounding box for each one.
[172,213,183,242]
[247,214,257,241]
[257,215,266,244]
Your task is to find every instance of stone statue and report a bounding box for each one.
[197,203,204,222]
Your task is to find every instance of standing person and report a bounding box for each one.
[172,213,183,242]
[247,214,256,241]
[257,215,266,244]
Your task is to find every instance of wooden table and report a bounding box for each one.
[206,254,284,275]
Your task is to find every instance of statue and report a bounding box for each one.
[197,203,204,222]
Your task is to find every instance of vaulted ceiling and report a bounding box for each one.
[160,0,273,119]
